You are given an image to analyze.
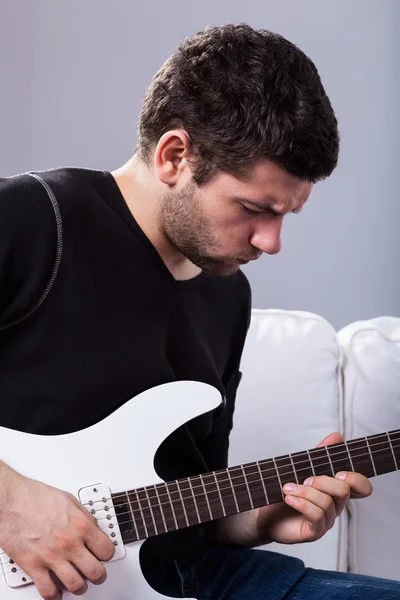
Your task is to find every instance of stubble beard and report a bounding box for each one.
[159,181,241,277]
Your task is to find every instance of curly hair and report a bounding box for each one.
[136,23,339,185]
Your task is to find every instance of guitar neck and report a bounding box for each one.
[112,429,400,544]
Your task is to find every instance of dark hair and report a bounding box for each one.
[136,23,340,185]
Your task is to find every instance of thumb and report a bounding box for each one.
[316,431,343,448]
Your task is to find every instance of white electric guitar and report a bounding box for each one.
[0,380,399,599]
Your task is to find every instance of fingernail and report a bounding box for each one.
[304,477,314,486]
[283,483,297,493]
[335,472,348,480]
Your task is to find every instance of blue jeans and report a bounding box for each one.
[166,547,400,599]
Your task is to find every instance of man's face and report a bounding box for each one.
[160,159,313,276]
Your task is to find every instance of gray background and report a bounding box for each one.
[1,0,399,330]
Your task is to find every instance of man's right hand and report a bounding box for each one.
[0,461,115,600]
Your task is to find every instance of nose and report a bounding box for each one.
[249,216,283,256]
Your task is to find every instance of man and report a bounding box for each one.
[0,22,398,600]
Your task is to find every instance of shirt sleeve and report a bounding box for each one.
[0,173,59,332]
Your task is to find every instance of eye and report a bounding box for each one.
[240,204,264,216]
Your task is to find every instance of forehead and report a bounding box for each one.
[211,160,313,211]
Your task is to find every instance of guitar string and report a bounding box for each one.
[105,439,400,532]
[0,437,399,565]
[109,434,400,505]
[83,436,400,522]
[114,457,393,539]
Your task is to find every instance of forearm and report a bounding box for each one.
[212,507,274,548]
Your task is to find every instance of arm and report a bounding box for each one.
[0,459,115,600]
[0,175,114,600]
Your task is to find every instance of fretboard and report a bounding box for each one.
[111,429,400,544]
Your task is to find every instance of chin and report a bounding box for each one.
[204,262,241,277]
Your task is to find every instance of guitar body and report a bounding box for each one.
[0,381,221,599]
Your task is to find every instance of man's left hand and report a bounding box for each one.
[256,432,373,545]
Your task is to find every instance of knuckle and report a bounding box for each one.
[58,534,80,553]
[75,518,92,536]
[87,565,107,584]
[40,546,59,564]
[100,544,115,562]
[67,578,87,595]
[35,577,58,600]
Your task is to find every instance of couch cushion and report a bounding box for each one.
[338,316,400,581]
[229,309,347,571]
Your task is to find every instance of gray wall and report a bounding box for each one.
[1,0,399,329]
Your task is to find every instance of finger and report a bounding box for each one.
[73,548,108,585]
[286,475,351,516]
[50,561,87,596]
[30,567,63,600]
[283,484,337,529]
[84,526,115,563]
[316,431,343,448]
[284,494,329,537]
[334,471,373,499]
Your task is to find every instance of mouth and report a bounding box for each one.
[238,253,262,264]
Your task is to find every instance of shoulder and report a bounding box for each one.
[0,170,63,331]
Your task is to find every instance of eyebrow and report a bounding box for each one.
[237,198,303,215]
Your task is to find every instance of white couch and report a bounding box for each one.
[229,309,400,582]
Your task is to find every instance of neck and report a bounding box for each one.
[111,158,201,281]
[110,429,400,545]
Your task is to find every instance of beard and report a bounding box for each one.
[159,180,242,277]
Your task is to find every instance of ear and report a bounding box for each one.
[154,129,192,185]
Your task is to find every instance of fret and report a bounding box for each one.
[365,437,377,476]
[111,493,137,540]
[214,470,238,514]
[166,482,189,529]
[325,446,335,476]
[175,481,190,527]
[199,474,213,520]
[388,432,399,470]
[144,487,159,535]
[327,442,353,474]
[177,479,201,525]
[187,478,202,524]
[241,463,271,508]
[259,458,283,504]
[200,473,225,519]
[135,489,156,536]
[272,458,284,500]
[289,454,299,484]
[291,450,315,484]
[388,430,400,466]
[226,469,240,513]
[128,490,149,538]
[165,483,179,530]
[308,447,335,478]
[344,442,355,471]
[228,467,253,512]
[240,465,254,509]
[275,454,297,488]
[213,472,227,516]
[191,475,212,522]
[306,450,316,477]
[153,485,168,532]
[256,461,270,503]
[366,433,396,476]
[145,486,165,535]
[126,492,144,540]
[345,439,375,478]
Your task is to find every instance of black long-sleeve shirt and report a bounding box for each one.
[0,166,251,565]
